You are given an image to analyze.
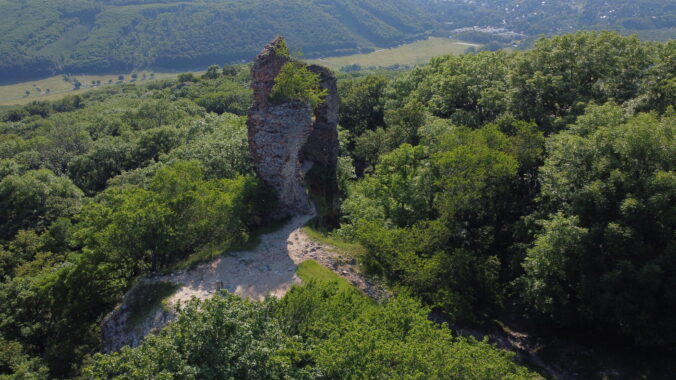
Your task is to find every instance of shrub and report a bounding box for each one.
[178,72,197,83]
[270,62,327,108]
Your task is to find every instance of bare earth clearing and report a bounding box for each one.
[101,211,387,353]
[99,210,635,379]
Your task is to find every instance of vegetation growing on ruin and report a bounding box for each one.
[271,62,328,108]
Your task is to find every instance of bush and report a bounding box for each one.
[0,169,83,240]
[178,72,197,83]
[201,64,221,80]
[86,282,537,379]
[270,62,327,108]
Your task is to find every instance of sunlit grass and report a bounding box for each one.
[306,37,480,69]
[0,70,205,106]
[296,259,352,291]
[301,225,367,258]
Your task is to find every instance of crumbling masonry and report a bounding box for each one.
[247,37,339,222]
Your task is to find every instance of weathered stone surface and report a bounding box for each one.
[247,37,339,219]
[302,65,339,169]
[251,101,314,215]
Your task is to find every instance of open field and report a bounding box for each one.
[0,37,477,106]
[306,37,480,69]
[0,71,200,106]
[0,38,478,106]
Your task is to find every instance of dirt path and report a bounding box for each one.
[101,211,385,352]
[101,210,673,378]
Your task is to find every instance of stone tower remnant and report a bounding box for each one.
[247,37,339,221]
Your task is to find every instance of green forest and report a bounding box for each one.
[1,0,674,82]
[0,31,675,378]
[0,0,430,82]
[419,0,676,38]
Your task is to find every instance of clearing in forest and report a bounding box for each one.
[0,71,201,106]
[306,37,480,69]
[101,212,386,353]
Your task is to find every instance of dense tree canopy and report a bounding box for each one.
[0,169,83,240]
[86,282,536,379]
[0,31,673,378]
[332,32,675,346]
[342,121,543,318]
[522,105,676,345]
[0,71,271,378]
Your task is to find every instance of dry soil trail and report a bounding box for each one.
[101,211,385,352]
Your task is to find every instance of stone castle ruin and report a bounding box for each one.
[247,37,339,222]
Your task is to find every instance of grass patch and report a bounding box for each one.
[306,37,480,69]
[125,281,179,330]
[296,260,352,292]
[0,70,204,106]
[301,225,367,258]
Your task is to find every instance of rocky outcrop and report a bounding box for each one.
[247,37,339,220]
[101,38,340,355]
[101,279,177,353]
[100,210,388,353]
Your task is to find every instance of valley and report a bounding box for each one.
[2,0,672,84]
[0,37,479,106]
[0,2,673,375]
[306,37,480,70]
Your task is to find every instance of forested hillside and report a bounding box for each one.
[419,0,676,39]
[336,32,674,342]
[0,0,430,82]
[0,63,538,378]
[333,31,675,377]
[0,31,674,378]
[2,0,674,83]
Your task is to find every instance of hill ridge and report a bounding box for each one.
[0,0,430,82]
[101,211,387,353]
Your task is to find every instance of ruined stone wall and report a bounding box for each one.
[247,37,339,219]
[302,64,339,223]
